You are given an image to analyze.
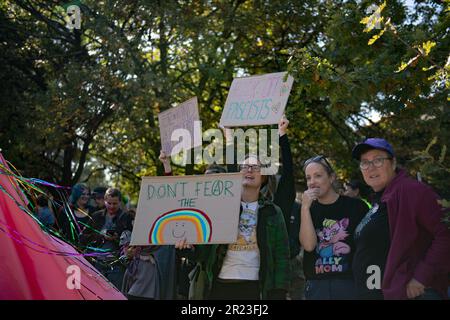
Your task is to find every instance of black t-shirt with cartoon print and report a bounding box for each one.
[303,195,368,280]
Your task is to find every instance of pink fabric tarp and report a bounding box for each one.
[0,153,126,300]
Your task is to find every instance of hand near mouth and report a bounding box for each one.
[302,188,320,208]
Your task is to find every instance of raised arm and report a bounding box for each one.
[159,150,172,175]
[273,115,296,224]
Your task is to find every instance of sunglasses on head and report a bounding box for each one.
[303,155,333,172]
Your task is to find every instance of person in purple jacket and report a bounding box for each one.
[351,138,450,300]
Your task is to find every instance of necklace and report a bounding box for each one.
[242,201,256,209]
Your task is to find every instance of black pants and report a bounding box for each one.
[209,280,260,300]
[305,279,356,300]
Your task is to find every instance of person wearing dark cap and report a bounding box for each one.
[351,138,450,300]
[344,180,371,209]
[90,186,107,213]
[343,180,362,198]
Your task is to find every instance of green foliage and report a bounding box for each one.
[358,0,449,225]
[0,0,448,206]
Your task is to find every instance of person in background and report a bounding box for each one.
[344,180,362,198]
[90,186,107,214]
[35,194,55,228]
[59,183,92,244]
[122,151,178,300]
[332,179,345,196]
[299,155,367,300]
[127,206,136,222]
[122,194,132,212]
[81,187,133,290]
[351,138,450,300]
[344,180,371,209]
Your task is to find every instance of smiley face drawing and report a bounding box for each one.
[149,208,212,244]
[171,221,187,239]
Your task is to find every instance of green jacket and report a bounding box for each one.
[194,197,291,299]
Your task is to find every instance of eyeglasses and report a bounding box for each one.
[303,155,333,172]
[360,157,392,170]
[239,164,262,172]
[81,193,90,198]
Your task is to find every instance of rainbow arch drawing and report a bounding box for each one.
[149,208,212,244]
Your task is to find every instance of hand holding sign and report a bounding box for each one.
[175,238,193,250]
[131,173,243,245]
[278,114,289,137]
[159,150,172,173]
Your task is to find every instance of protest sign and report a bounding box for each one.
[158,97,200,156]
[131,173,243,245]
[219,72,293,127]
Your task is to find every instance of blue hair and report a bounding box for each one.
[69,183,89,206]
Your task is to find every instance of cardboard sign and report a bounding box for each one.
[130,173,243,245]
[158,97,200,156]
[219,72,294,127]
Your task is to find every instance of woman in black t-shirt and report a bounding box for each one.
[299,156,368,300]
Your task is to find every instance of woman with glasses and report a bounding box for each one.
[300,155,367,299]
[351,138,450,299]
[177,154,290,300]
[222,115,296,226]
